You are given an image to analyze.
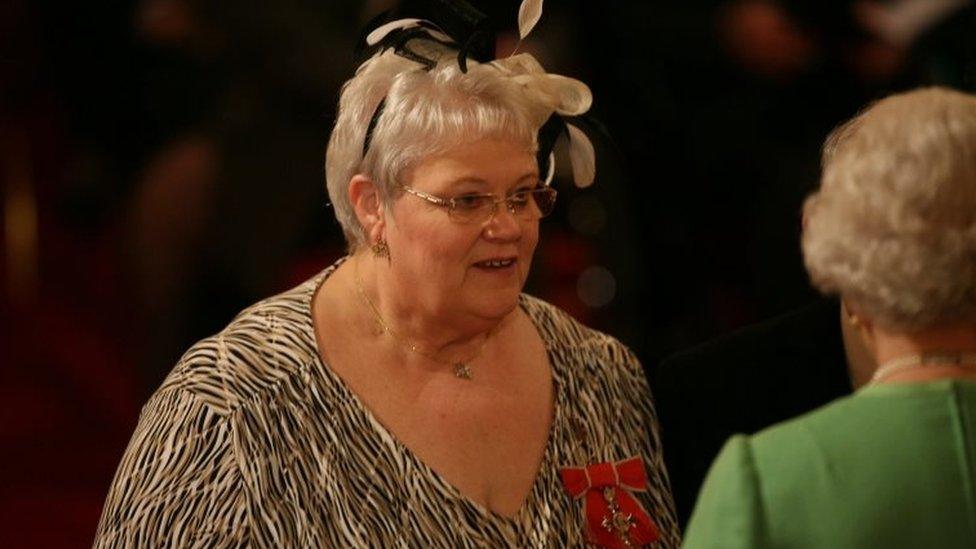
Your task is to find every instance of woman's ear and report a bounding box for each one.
[349,174,386,242]
[843,300,877,357]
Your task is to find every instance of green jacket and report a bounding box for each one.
[684,380,976,548]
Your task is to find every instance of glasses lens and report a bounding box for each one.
[529,188,557,218]
[448,195,494,223]
[446,189,557,223]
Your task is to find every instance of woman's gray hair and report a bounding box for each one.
[325,40,583,251]
[802,87,976,330]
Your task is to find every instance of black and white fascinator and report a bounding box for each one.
[358,0,597,188]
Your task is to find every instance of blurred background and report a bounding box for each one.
[1,0,973,545]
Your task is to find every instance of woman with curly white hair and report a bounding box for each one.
[684,86,976,548]
[93,2,679,547]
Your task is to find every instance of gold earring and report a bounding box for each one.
[371,238,389,258]
[843,301,861,327]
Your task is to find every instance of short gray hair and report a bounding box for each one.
[802,87,976,330]
[325,43,559,251]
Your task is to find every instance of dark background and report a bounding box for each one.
[2,0,973,545]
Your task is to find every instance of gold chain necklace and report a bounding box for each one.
[353,268,490,380]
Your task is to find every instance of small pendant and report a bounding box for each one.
[453,362,472,380]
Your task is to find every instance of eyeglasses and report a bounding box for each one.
[399,184,558,224]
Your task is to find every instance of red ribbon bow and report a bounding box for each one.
[560,457,660,548]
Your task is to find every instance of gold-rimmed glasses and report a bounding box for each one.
[399,184,558,224]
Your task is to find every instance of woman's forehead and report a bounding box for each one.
[433,136,535,161]
[408,138,538,189]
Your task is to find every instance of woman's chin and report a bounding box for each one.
[465,290,522,322]
[456,262,530,321]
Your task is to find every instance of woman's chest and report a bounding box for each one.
[371,372,555,513]
[232,361,659,547]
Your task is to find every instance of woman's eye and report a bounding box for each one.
[508,190,531,208]
[453,195,488,210]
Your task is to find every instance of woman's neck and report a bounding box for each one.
[841,304,876,389]
[870,321,976,385]
[350,253,508,370]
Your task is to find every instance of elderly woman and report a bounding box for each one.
[683,87,976,548]
[94,3,679,547]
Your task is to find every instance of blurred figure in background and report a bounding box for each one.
[128,0,361,386]
[685,87,976,548]
[1,1,147,544]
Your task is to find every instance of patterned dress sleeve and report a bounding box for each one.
[93,387,249,548]
[682,435,768,549]
[615,342,682,548]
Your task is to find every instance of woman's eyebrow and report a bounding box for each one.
[447,177,488,187]
[445,173,539,192]
[441,177,490,195]
[508,173,541,190]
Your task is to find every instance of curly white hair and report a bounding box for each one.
[802,87,976,330]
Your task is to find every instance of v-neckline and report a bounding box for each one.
[301,259,567,525]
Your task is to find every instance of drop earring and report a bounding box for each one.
[371,238,390,258]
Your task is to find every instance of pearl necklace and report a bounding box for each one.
[353,269,489,381]
[870,352,976,385]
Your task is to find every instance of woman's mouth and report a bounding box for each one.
[473,257,517,270]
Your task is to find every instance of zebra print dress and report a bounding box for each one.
[94,261,680,547]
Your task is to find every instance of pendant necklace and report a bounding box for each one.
[353,268,490,380]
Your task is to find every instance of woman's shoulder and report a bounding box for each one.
[159,272,327,416]
[520,294,631,351]
[519,293,642,376]
[752,380,976,458]
[744,394,858,453]
[733,390,901,484]
[692,382,976,547]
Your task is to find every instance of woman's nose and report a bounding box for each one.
[483,203,522,240]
